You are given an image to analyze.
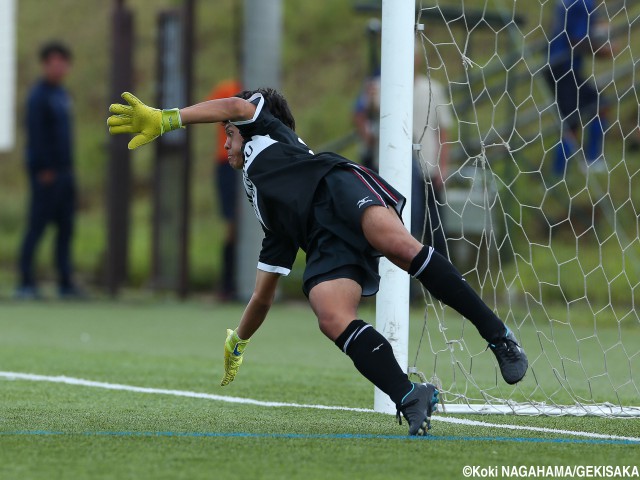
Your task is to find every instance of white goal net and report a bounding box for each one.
[411,0,640,416]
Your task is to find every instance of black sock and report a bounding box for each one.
[409,246,505,342]
[335,320,413,406]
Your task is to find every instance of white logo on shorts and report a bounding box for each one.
[357,196,372,208]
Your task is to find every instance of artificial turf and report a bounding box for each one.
[1,301,638,479]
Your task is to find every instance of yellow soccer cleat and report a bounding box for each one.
[221,328,250,387]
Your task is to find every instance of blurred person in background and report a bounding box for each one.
[353,73,380,171]
[545,0,616,174]
[206,79,242,301]
[411,44,452,255]
[352,18,382,171]
[16,41,81,300]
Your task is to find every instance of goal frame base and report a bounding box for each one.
[440,403,640,417]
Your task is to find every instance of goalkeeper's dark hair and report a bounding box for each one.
[235,88,296,131]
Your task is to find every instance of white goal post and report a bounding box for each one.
[374,0,415,415]
[0,0,16,152]
[375,0,640,417]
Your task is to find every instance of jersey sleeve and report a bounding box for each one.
[232,93,281,139]
[257,228,298,276]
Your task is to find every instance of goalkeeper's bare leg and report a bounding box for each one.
[308,278,438,435]
[361,205,528,385]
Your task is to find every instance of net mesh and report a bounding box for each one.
[412,0,640,416]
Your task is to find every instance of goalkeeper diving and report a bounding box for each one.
[107,87,528,436]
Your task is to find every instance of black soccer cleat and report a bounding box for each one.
[489,327,528,385]
[396,383,439,436]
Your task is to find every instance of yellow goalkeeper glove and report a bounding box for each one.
[221,328,250,387]
[107,92,182,150]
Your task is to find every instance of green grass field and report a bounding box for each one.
[1,301,638,479]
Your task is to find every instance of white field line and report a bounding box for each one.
[0,372,374,413]
[2,371,639,443]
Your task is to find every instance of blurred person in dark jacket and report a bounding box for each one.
[16,41,81,299]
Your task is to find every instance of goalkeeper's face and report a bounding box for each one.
[224,123,245,170]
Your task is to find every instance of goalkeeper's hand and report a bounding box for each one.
[221,328,250,387]
[107,92,183,150]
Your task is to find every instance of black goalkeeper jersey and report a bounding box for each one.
[232,93,353,276]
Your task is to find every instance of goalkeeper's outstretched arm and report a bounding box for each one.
[107,92,256,150]
[180,97,256,126]
[221,270,280,386]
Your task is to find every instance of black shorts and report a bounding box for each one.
[303,264,368,297]
[302,165,405,297]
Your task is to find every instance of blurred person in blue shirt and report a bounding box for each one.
[353,71,381,172]
[545,0,616,174]
[16,41,81,299]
